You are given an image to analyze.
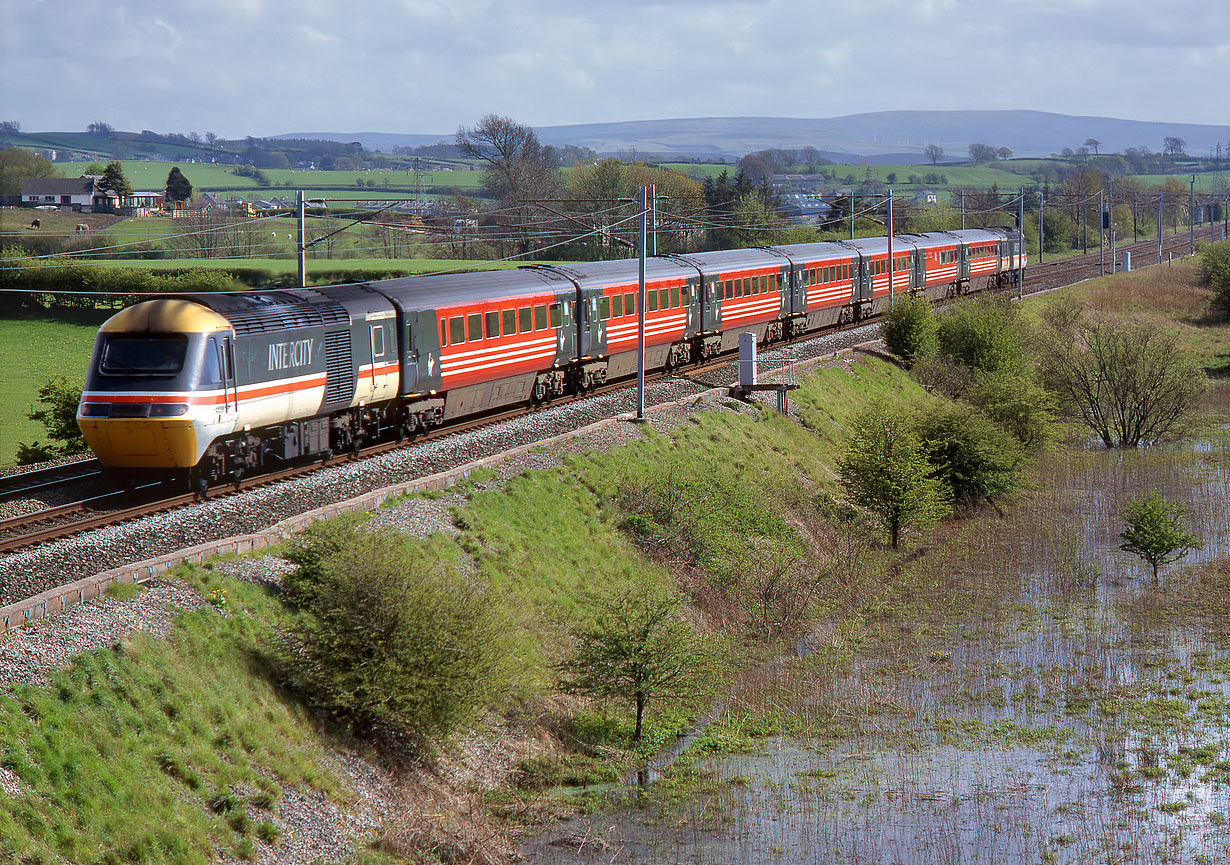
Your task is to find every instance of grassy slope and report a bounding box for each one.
[0,354,927,862]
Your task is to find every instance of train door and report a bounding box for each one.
[683,278,699,335]
[367,321,396,401]
[855,256,872,301]
[555,291,576,362]
[702,276,722,333]
[957,243,970,280]
[579,289,607,357]
[203,334,238,426]
[403,311,442,396]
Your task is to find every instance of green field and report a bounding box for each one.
[54,160,489,196]
[0,313,105,465]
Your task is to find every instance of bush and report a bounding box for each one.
[276,528,509,752]
[915,401,1025,509]
[966,370,1057,450]
[836,400,950,549]
[19,374,88,461]
[881,292,939,366]
[1198,240,1230,311]
[937,294,1028,375]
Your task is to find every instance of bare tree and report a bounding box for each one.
[1163,136,1187,157]
[924,143,944,165]
[1039,303,1207,447]
[1084,138,1101,155]
[455,114,562,256]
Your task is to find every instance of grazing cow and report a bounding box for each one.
[76,223,89,233]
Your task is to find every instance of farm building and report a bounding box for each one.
[20,176,120,212]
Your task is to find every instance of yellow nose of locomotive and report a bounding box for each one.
[78,417,200,468]
[77,298,232,469]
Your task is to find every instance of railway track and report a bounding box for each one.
[0,237,1202,557]
[0,458,102,503]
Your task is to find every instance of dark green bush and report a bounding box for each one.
[276,528,509,752]
[881,292,939,367]
[966,370,1057,450]
[1198,240,1230,311]
[915,401,1026,508]
[937,294,1028,375]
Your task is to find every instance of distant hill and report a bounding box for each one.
[278,111,1230,163]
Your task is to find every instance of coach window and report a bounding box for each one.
[534,304,548,330]
[648,290,658,312]
[439,318,447,347]
[371,326,385,357]
[518,306,532,333]
[599,296,610,320]
[502,309,516,337]
[550,303,561,328]
[725,279,734,298]
[671,286,680,308]
[659,287,670,309]
[611,294,623,318]
[624,292,635,314]
[486,311,499,339]
[449,316,465,346]
[467,313,482,342]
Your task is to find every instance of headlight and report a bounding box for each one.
[79,403,111,417]
[149,403,190,417]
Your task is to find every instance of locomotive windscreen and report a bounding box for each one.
[99,334,189,375]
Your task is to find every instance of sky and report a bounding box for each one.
[2,0,1226,139]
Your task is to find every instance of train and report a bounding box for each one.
[76,228,1025,491]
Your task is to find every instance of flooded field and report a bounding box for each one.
[523,422,1230,864]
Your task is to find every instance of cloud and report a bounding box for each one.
[0,0,1225,136]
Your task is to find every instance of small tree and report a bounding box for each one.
[164,166,192,204]
[924,143,944,165]
[19,375,87,462]
[882,292,939,367]
[837,401,950,549]
[557,574,725,741]
[1119,492,1201,581]
[99,161,133,198]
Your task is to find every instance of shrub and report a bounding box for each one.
[966,370,1057,450]
[275,529,509,752]
[881,292,939,366]
[19,374,88,462]
[556,572,727,741]
[915,401,1025,509]
[1198,240,1230,311]
[937,294,1028,375]
[836,400,950,549]
[1119,491,1201,581]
